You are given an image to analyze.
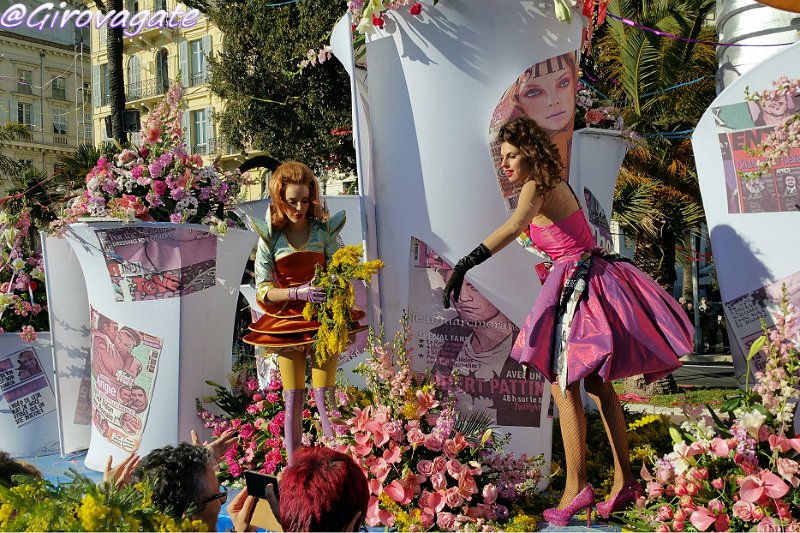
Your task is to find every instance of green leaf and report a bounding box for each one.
[748,335,767,361]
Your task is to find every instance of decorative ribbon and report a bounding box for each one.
[606,12,795,47]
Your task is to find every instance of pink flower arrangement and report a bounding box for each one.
[198,373,293,482]
[59,82,244,235]
[330,318,544,531]
[0,209,48,342]
[618,286,800,531]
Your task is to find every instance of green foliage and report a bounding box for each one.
[550,409,673,500]
[183,0,355,173]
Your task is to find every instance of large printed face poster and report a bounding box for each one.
[723,270,800,378]
[409,238,546,428]
[90,308,163,452]
[488,52,578,211]
[95,226,218,302]
[0,346,57,427]
[713,94,800,214]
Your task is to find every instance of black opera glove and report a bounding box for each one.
[442,243,492,309]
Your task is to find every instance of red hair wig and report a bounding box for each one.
[279,447,368,532]
[268,162,328,229]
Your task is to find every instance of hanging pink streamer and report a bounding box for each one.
[606,12,794,47]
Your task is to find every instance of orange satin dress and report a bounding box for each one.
[242,210,366,349]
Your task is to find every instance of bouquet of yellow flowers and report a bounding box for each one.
[0,470,205,532]
[302,245,383,364]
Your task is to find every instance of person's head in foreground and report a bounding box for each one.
[0,450,42,487]
[279,447,368,532]
[133,443,225,531]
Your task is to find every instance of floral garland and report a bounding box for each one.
[741,76,800,182]
[0,471,206,531]
[617,285,800,532]
[56,83,245,235]
[302,244,384,365]
[0,209,47,341]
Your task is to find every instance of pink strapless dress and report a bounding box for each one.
[510,208,693,389]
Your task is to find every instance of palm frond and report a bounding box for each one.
[454,410,495,442]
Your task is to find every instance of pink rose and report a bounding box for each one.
[758,517,781,532]
[482,484,498,505]
[152,180,167,196]
[674,508,687,522]
[711,478,725,490]
[432,456,447,474]
[686,482,699,496]
[239,423,255,440]
[443,439,460,459]
[709,437,730,458]
[657,506,674,521]
[228,462,242,478]
[732,500,756,522]
[419,490,444,514]
[585,108,606,125]
[431,472,447,491]
[445,487,463,509]
[446,459,464,479]
[707,499,725,515]
[424,434,443,452]
[417,460,434,477]
[407,427,425,447]
[673,520,685,532]
[786,521,800,532]
[436,512,455,531]
[777,457,800,486]
[679,495,693,509]
[655,525,671,533]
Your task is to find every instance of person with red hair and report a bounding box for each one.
[280,447,368,532]
[243,162,365,463]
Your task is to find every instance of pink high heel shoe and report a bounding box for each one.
[596,481,644,519]
[543,485,595,527]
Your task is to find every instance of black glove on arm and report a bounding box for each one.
[443,243,492,309]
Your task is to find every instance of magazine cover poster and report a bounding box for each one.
[488,52,578,211]
[0,346,57,427]
[95,226,217,302]
[89,307,163,452]
[723,269,800,377]
[713,97,800,214]
[408,237,545,428]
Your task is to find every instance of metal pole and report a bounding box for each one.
[692,234,702,353]
[40,50,45,147]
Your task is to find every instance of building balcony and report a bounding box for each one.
[126,78,170,104]
[53,134,70,146]
[124,2,177,48]
[190,71,210,87]
[193,137,238,157]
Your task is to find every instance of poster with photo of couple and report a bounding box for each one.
[95,225,218,302]
[90,307,163,452]
[713,96,800,214]
[408,237,546,429]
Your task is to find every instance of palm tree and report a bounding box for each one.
[588,0,718,391]
[0,123,32,182]
[591,0,717,292]
[81,1,127,144]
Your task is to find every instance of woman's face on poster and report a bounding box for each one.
[516,67,576,132]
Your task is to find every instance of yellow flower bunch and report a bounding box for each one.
[0,471,203,532]
[628,414,661,432]
[303,245,384,364]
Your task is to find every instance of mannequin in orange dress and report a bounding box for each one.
[243,162,365,464]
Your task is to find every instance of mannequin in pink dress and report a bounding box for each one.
[444,117,693,526]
